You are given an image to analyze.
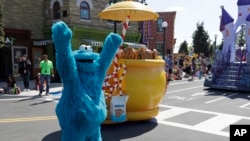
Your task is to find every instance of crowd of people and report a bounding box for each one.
[165,54,213,81]
[0,54,54,95]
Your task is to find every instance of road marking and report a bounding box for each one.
[156,119,229,137]
[159,105,250,120]
[205,93,238,104]
[169,79,204,86]
[191,92,205,97]
[167,86,203,94]
[0,116,57,123]
[157,108,189,121]
[0,98,35,101]
[239,102,250,110]
[0,96,60,102]
[158,105,250,137]
[169,81,189,86]
[195,115,241,132]
[167,96,195,101]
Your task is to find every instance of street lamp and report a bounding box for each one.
[214,34,218,53]
[113,0,117,33]
[138,0,147,5]
[162,21,168,59]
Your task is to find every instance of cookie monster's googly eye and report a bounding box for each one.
[79,44,93,52]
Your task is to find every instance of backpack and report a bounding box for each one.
[12,84,21,94]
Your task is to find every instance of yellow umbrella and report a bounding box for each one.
[98,0,159,21]
[100,0,159,97]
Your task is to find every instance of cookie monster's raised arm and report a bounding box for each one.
[97,33,122,78]
[52,21,78,81]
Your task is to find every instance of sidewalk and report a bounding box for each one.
[0,79,63,97]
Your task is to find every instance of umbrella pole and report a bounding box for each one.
[103,16,130,96]
[113,16,130,95]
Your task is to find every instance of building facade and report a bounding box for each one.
[0,0,142,80]
[142,12,176,57]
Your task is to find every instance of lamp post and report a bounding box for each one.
[214,34,218,53]
[162,21,168,59]
[138,0,147,5]
[113,0,117,33]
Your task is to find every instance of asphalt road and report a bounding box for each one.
[0,78,249,141]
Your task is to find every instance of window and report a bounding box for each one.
[156,42,163,56]
[80,2,90,20]
[53,1,60,20]
[157,18,163,32]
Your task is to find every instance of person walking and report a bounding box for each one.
[39,54,54,96]
[165,55,173,82]
[190,57,197,81]
[18,54,31,91]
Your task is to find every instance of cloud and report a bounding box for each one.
[165,6,185,12]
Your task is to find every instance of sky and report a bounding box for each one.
[147,0,238,50]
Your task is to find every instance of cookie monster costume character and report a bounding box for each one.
[52,21,122,141]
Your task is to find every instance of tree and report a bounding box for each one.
[0,3,4,48]
[218,40,223,51]
[208,42,214,55]
[192,22,210,57]
[178,40,188,55]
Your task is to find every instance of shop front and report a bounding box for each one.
[0,28,31,81]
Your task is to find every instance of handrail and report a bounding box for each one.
[236,50,243,85]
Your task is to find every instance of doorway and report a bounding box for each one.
[0,47,12,80]
[11,46,27,78]
[31,48,43,78]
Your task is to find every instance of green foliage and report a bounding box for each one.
[235,24,246,46]
[192,22,210,57]
[218,40,223,51]
[0,3,4,48]
[208,43,214,55]
[178,40,188,55]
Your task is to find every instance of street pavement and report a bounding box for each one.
[0,77,250,141]
[0,79,63,97]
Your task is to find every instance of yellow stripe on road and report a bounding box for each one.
[0,116,57,123]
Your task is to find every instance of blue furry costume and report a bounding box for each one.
[52,21,122,141]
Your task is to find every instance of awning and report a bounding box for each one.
[81,39,103,47]
[81,39,146,49]
[33,40,52,46]
[123,42,146,49]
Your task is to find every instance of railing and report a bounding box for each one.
[236,48,247,85]
[211,48,231,85]
[212,51,226,84]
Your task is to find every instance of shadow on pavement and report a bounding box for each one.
[203,88,250,100]
[42,120,158,141]
[101,120,158,141]
[14,95,43,103]
[42,131,61,141]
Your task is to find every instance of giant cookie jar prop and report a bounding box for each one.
[124,59,166,120]
[103,47,167,123]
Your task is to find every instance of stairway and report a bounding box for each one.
[204,62,250,91]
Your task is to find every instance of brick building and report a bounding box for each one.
[142,12,176,58]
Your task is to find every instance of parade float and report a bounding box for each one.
[204,0,250,92]
[98,0,167,123]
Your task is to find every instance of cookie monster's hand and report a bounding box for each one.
[52,21,73,55]
[52,21,77,81]
[98,33,123,76]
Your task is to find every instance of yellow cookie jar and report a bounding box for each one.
[104,59,167,123]
[123,59,166,121]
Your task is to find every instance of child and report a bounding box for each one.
[35,73,46,91]
[4,75,20,94]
